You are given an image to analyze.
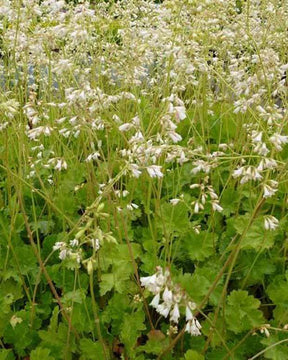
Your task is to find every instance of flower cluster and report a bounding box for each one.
[140,266,201,336]
[53,239,81,263]
[190,176,223,214]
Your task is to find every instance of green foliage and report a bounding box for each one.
[261,334,288,360]
[0,350,14,360]
[79,339,105,360]
[159,202,190,235]
[30,348,55,360]
[120,310,146,357]
[267,273,288,324]
[185,350,204,360]
[183,231,216,262]
[232,214,276,250]
[1,0,287,358]
[225,290,264,333]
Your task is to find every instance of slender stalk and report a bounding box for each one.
[89,270,109,360]
[17,193,79,340]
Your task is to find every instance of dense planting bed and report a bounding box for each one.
[0,0,288,359]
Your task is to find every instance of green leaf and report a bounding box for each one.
[137,338,169,356]
[261,334,288,360]
[267,273,288,324]
[14,245,38,276]
[206,349,230,360]
[99,273,115,295]
[62,289,86,306]
[31,220,55,236]
[3,319,39,356]
[120,310,146,357]
[30,348,55,360]
[99,243,140,295]
[70,301,94,333]
[232,214,276,250]
[0,349,15,360]
[237,252,276,286]
[79,339,105,360]
[201,313,226,347]
[185,349,204,360]
[225,290,264,333]
[47,307,58,333]
[267,274,288,308]
[220,188,240,216]
[184,232,216,261]
[47,265,88,293]
[177,261,223,305]
[158,203,190,235]
[102,293,129,323]
[38,323,77,359]
[0,279,23,304]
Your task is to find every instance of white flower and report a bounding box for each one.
[169,131,182,143]
[193,226,201,234]
[59,249,68,260]
[257,158,278,171]
[185,318,202,336]
[219,143,228,151]
[140,274,158,292]
[122,190,129,197]
[232,167,244,178]
[256,105,266,114]
[193,201,199,214]
[190,184,200,189]
[150,293,160,308]
[147,165,164,178]
[280,64,288,71]
[112,114,121,124]
[170,303,180,323]
[178,151,188,164]
[185,306,193,321]
[132,115,140,126]
[85,152,100,162]
[119,123,133,132]
[129,131,144,143]
[263,183,277,198]
[189,301,197,310]
[254,142,269,156]
[55,159,67,171]
[191,160,211,174]
[264,216,279,231]
[156,275,166,289]
[234,166,263,184]
[91,238,100,250]
[251,131,262,143]
[269,133,288,151]
[173,106,186,121]
[70,239,79,247]
[163,287,173,304]
[127,203,139,210]
[27,126,52,140]
[129,164,142,178]
[260,325,271,338]
[246,167,262,181]
[0,121,9,131]
[156,303,171,318]
[53,242,65,251]
[170,198,180,206]
[211,201,223,212]
[201,194,206,205]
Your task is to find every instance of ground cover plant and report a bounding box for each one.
[0,0,288,359]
